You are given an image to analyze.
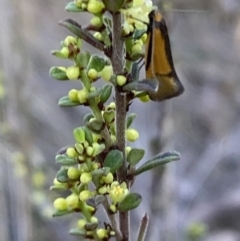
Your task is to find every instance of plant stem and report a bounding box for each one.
[136,213,149,241]
[111,12,129,241]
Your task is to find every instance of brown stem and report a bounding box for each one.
[111,12,129,241]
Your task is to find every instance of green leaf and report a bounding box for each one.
[49,66,68,80]
[118,193,142,212]
[69,228,86,236]
[103,150,123,173]
[65,2,84,12]
[127,148,145,166]
[133,29,146,39]
[88,88,103,100]
[55,154,78,165]
[126,113,137,128]
[56,168,71,183]
[87,54,107,72]
[92,167,110,188]
[59,19,104,51]
[100,85,112,103]
[50,185,68,191]
[102,0,125,12]
[83,127,93,145]
[86,120,104,133]
[85,222,98,231]
[83,113,94,124]
[58,96,80,107]
[76,51,91,68]
[86,195,105,208]
[133,151,180,176]
[53,209,74,217]
[73,127,85,143]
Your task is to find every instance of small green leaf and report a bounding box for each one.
[103,150,123,173]
[53,209,74,217]
[126,113,137,128]
[86,120,104,133]
[100,85,112,103]
[56,168,71,183]
[102,0,125,12]
[85,222,98,231]
[133,151,180,176]
[86,195,105,208]
[88,88,103,100]
[83,127,93,145]
[73,127,85,143]
[76,51,91,68]
[49,66,68,80]
[59,19,104,51]
[55,154,78,165]
[87,54,107,72]
[127,148,145,166]
[69,228,86,236]
[92,167,110,188]
[83,113,94,124]
[65,2,84,12]
[58,96,80,107]
[50,185,68,191]
[133,29,146,39]
[118,193,142,212]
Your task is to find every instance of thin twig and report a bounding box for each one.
[136,213,149,241]
[102,197,122,241]
[111,12,129,241]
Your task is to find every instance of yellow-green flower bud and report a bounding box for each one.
[80,172,92,184]
[111,135,116,143]
[81,3,87,9]
[138,94,150,102]
[126,128,139,142]
[109,204,117,213]
[141,33,148,43]
[98,185,107,195]
[86,146,94,156]
[125,146,132,155]
[96,228,108,239]
[87,0,105,14]
[66,147,78,158]
[78,219,87,229]
[53,198,68,210]
[77,89,89,103]
[68,89,79,102]
[79,190,91,201]
[93,32,103,41]
[132,43,143,55]
[64,36,77,46]
[90,216,98,223]
[100,65,113,82]
[67,167,80,179]
[101,172,113,184]
[92,162,99,170]
[66,66,80,80]
[60,47,70,58]
[90,86,97,92]
[116,75,127,86]
[74,0,82,7]
[87,68,98,80]
[66,193,79,208]
[108,102,116,110]
[90,16,102,28]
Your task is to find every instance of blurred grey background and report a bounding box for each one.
[1,0,240,240]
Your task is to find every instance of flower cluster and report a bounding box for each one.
[49,0,181,240]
